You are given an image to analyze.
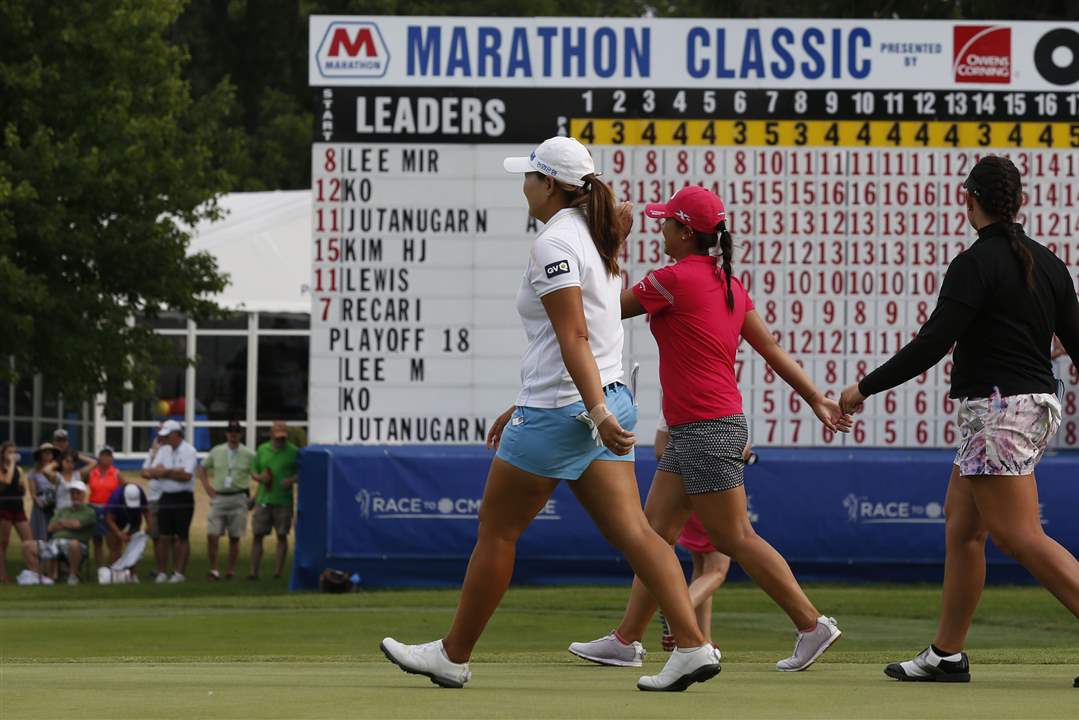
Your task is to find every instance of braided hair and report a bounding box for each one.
[966,155,1033,289]
[690,221,736,311]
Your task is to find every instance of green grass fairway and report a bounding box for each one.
[2,583,1077,719]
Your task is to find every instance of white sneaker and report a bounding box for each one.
[67,575,79,586]
[637,645,721,692]
[168,573,186,583]
[155,572,168,584]
[380,638,471,688]
[41,575,55,586]
[776,616,842,672]
[569,633,646,667]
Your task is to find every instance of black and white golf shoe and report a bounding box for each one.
[884,646,970,683]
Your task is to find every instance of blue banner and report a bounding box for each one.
[292,445,1079,589]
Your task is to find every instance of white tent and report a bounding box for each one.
[187,191,312,314]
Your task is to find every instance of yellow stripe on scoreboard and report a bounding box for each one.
[569,119,1079,149]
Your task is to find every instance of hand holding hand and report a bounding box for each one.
[839,384,866,415]
[486,405,516,450]
[809,393,853,433]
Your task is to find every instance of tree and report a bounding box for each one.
[0,0,241,402]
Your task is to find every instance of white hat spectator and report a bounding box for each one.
[157,420,183,437]
[123,484,142,508]
[53,428,69,440]
[69,479,89,494]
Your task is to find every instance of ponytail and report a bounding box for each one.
[1006,225,1035,289]
[717,221,735,311]
[689,221,736,311]
[567,174,620,276]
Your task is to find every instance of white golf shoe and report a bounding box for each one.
[776,616,842,671]
[637,645,721,692]
[380,637,471,689]
[568,633,647,667]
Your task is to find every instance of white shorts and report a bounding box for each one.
[954,388,1061,476]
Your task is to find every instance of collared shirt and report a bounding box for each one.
[152,441,199,494]
[252,442,299,506]
[203,443,255,493]
[633,255,753,426]
[143,444,163,502]
[513,207,624,408]
[51,504,97,543]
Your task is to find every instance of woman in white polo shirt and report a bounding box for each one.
[381,137,720,692]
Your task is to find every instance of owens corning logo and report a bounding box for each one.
[952,26,1011,84]
[317,21,390,79]
[355,488,561,521]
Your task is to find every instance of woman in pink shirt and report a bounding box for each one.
[570,186,851,673]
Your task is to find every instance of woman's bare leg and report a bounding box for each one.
[441,458,559,663]
[14,521,40,575]
[689,551,730,644]
[692,486,819,629]
[612,471,691,642]
[0,520,11,580]
[971,472,1079,619]
[572,462,705,649]
[933,467,989,653]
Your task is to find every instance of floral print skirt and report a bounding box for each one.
[954,387,1061,476]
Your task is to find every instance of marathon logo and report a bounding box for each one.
[952,26,1011,84]
[318,21,390,78]
[545,259,571,278]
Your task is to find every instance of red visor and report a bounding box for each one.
[644,185,726,234]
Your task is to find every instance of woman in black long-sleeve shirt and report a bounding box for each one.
[840,155,1079,685]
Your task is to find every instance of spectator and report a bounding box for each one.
[28,443,59,540]
[0,441,43,583]
[50,428,96,473]
[104,482,150,566]
[87,445,122,568]
[199,419,255,581]
[53,450,83,512]
[140,420,197,583]
[250,420,298,581]
[143,423,166,580]
[44,478,96,585]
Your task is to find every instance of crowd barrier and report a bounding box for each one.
[291,445,1079,590]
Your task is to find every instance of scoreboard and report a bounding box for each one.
[308,16,1079,448]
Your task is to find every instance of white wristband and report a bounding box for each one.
[588,403,612,428]
[588,403,613,447]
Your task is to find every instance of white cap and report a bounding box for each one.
[69,479,89,495]
[158,419,183,437]
[503,137,595,187]
[123,483,143,509]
